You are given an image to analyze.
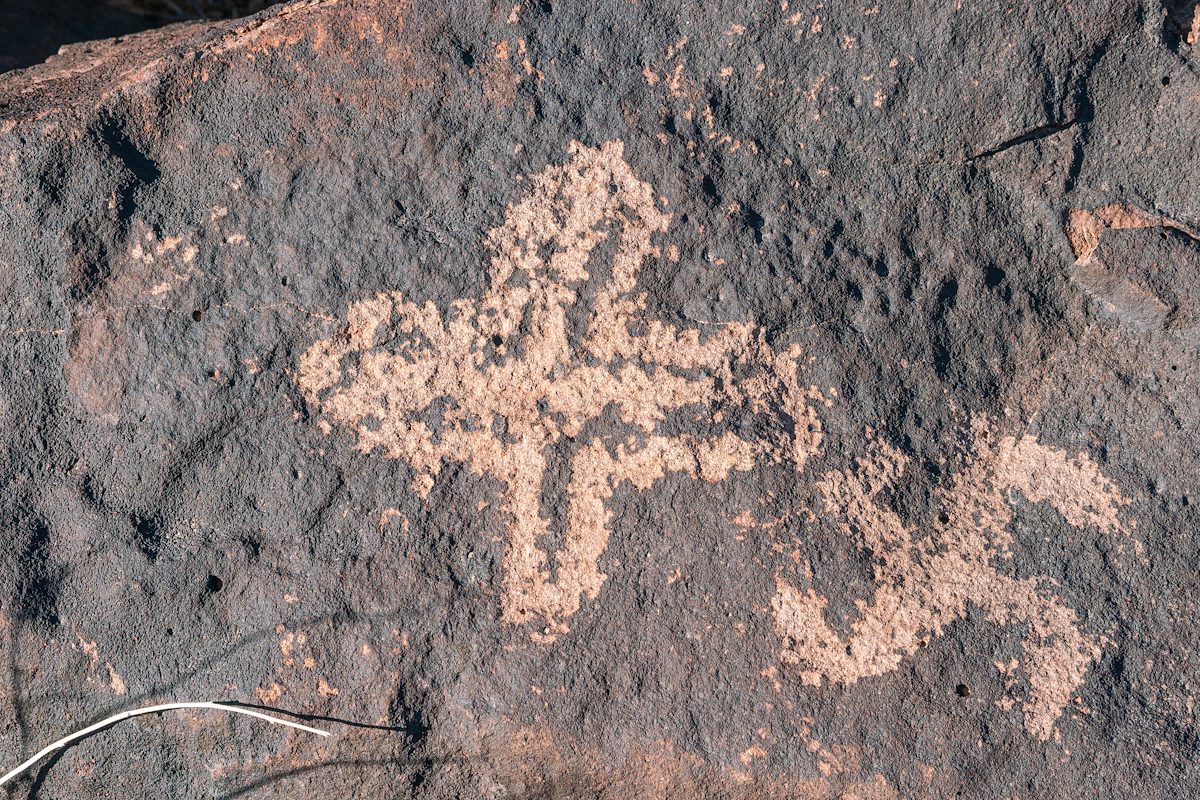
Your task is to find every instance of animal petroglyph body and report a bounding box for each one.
[297,141,823,639]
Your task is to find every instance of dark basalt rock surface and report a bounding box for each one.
[0,1,1198,797]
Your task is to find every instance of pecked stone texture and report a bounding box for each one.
[0,0,1198,797]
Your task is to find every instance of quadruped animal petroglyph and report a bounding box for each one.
[297,140,826,639]
[297,140,1131,741]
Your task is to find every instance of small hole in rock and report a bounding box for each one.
[192,309,203,322]
[1162,76,1171,86]
[281,276,289,286]
[956,683,971,697]
[206,575,224,593]
[491,334,504,347]
[165,627,174,637]
[938,512,950,524]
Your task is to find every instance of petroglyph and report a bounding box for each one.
[298,141,1131,741]
[297,141,823,640]
[772,420,1131,741]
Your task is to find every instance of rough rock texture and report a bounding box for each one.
[0,0,1198,797]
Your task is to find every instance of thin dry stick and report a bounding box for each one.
[0,701,330,787]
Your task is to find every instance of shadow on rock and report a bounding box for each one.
[0,0,282,75]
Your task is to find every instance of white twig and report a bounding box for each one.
[0,701,330,787]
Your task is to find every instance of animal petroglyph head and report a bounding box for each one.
[297,141,823,639]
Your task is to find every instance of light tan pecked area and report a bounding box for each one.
[297,140,823,640]
[773,419,1131,741]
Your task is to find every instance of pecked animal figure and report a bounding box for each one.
[297,141,825,640]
